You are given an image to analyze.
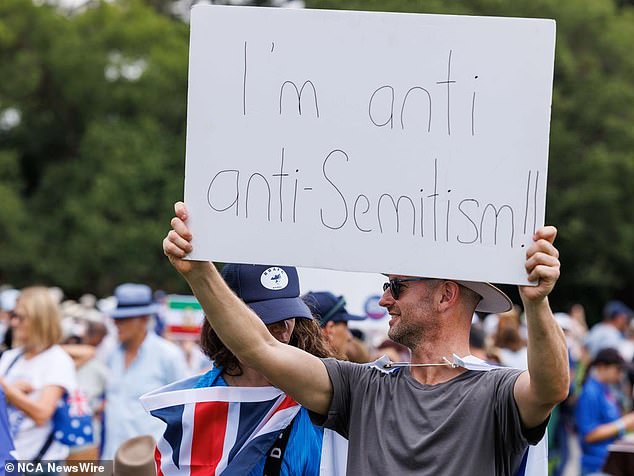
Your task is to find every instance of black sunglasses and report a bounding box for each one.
[9,311,26,322]
[382,278,429,300]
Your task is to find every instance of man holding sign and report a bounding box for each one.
[163,202,568,475]
[165,5,566,473]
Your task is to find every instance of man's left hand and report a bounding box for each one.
[519,226,560,304]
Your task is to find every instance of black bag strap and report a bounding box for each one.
[34,431,55,463]
[263,416,295,476]
[2,351,24,377]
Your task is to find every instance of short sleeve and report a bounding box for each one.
[493,369,548,451]
[0,350,17,376]
[575,385,601,438]
[43,347,77,393]
[309,358,364,438]
[0,349,26,377]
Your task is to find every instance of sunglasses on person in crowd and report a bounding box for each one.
[382,278,429,300]
[9,311,26,322]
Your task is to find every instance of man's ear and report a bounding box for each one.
[437,281,461,311]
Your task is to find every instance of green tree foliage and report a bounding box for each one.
[0,0,632,319]
[0,0,190,295]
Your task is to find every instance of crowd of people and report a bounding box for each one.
[471,300,634,475]
[0,217,632,474]
[0,275,410,473]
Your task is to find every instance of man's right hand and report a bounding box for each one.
[163,201,211,277]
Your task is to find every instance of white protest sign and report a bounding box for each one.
[184,5,556,285]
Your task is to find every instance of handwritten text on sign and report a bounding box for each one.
[184,6,556,285]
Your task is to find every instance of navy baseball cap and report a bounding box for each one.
[591,347,625,367]
[221,264,312,325]
[303,291,365,327]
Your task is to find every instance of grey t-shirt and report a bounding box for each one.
[312,358,547,476]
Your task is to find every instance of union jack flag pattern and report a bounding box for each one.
[67,388,91,417]
[52,388,94,447]
[140,376,347,476]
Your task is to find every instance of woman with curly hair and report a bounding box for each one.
[192,263,337,476]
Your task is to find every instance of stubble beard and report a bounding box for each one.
[387,299,439,351]
[388,319,421,350]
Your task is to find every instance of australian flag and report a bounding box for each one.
[141,376,347,476]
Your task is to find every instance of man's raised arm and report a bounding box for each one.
[513,226,570,428]
[162,202,333,414]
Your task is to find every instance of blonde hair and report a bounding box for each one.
[18,286,62,352]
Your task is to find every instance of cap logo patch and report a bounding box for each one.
[260,267,289,291]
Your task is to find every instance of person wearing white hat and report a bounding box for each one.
[163,202,569,475]
[101,283,187,460]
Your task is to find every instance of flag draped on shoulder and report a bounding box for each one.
[140,376,302,476]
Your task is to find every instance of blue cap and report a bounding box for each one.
[303,291,365,327]
[221,264,312,325]
[110,283,160,319]
[604,300,634,320]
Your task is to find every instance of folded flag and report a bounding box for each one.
[141,376,309,476]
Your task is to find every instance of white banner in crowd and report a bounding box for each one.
[183,5,556,285]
